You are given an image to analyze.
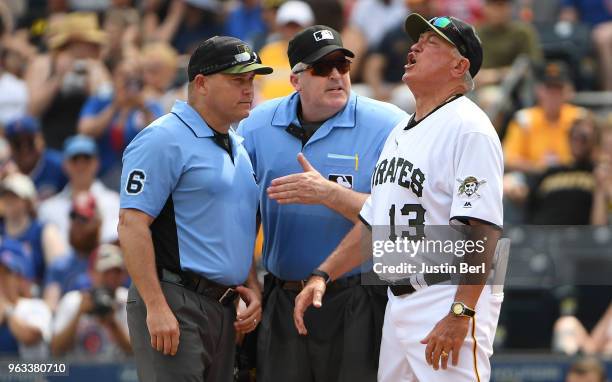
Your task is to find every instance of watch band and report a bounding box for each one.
[311,269,331,284]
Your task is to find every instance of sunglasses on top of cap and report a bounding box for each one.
[294,58,352,77]
[428,16,468,57]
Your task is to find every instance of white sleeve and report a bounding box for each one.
[450,132,504,228]
[14,299,53,343]
[100,190,120,243]
[359,195,374,227]
[52,291,83,334]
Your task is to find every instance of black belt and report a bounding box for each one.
[270,273,362,293]
[159,268,238,305]
[389,273,451,297]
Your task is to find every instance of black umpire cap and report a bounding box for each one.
[287,25,355,69]
[187,36,273,81]
[404,13,483,78]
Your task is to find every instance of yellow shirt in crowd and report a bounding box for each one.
[503,104,587,170]
[257,40,295,101]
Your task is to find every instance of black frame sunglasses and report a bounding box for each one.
[294,58,352,77]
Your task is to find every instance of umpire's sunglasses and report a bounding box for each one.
[428,16,469,57]
[294,58,352,77]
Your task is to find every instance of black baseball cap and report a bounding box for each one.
[187,36,273,81]
[404,13,483,78]
[288,25,355,69]
[536,61,570,86]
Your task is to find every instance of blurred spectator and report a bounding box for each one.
[565,356,608,382]
[4,116,68,200]
[0,173,66,286]
[560,0,612,90]
[38,135,120,249]
[553,296,612,356]
[360,0,432,111]
[476,0,543,87]
[434,0,484,24]
[0,137,17,181]
[69,0,110,12]
[348,0,408,50]
[526,115,598,224]
[43,192,101,310]
[101,6,141,70]
[225,0,268,49]
[258,1,314,101]
[503,61,587,174]
[1,35,36,79]
[25,12,111,150]
[151,0,224,54]
[141,42,182,112]
[78,58,163,188]
[0,39,28,126]
[0,238,52,359]
[591,119,612,224]
[305,0,343,32]
[51,243,131,359]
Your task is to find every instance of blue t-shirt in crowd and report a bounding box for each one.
[561,0,612,26]
[45,251,91,294]
[79,94,163,177]
[224,4,267,48]
[31,149,68,200]
[0,325,18,357]
[0,220,45,282]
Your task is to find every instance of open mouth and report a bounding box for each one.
[326,86,344,92]
[406,52,417,69]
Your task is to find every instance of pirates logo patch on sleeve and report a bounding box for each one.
[457,176,487,199]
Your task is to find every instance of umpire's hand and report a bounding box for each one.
[267,153,331,205]
[147,302,180,356]
[293,276,327,335]
[234,286,262,334]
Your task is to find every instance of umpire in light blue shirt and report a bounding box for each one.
[118,36,272,381]
[238,25,407,382]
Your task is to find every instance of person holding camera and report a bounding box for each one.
[78,58,164,189]
[25,13,111,150]
[50,243,131,360]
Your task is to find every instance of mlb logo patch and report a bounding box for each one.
[314,30,334,41]
[329,174,353,189]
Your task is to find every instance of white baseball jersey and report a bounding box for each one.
[359,96,504,382]
[359,96,503,229]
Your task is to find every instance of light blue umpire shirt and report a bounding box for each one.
[238,91,407,280]
[120,100,259,286]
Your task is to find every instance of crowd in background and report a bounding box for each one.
[0,0,611,369]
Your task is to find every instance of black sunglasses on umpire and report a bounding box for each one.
[296,59,351,77]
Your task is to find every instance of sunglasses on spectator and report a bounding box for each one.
[294,58,352,77]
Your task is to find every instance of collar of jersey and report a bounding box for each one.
[270,91,357,129]
[171,100,215,138]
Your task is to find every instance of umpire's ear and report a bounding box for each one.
[192,73,211,96]
[290,73,301,92]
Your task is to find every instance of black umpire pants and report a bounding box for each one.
[257,274,387,382]
[127,282,236,382]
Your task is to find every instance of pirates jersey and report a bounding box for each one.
[359,96,503,230]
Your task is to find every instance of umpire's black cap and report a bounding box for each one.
[187,36,273,81]
[404,13,483,78]
[287,25,355,69]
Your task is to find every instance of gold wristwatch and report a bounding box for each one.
[450,301,475,318]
